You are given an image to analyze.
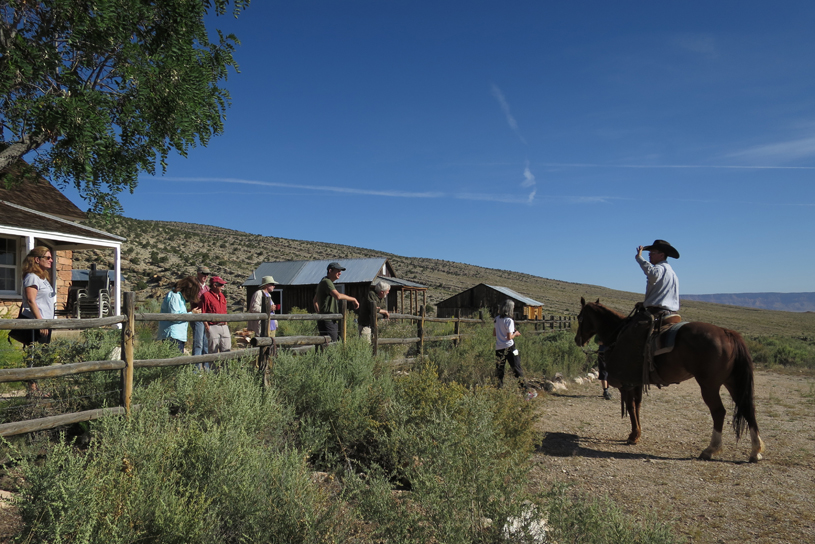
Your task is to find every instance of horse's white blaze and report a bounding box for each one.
[750,428,765,462]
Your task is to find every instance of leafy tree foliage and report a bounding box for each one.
[0,0,249,214]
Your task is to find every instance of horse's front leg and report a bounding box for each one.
[698,385,726,460]
[621,386,642,445]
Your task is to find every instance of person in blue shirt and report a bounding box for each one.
[159,276,201,353]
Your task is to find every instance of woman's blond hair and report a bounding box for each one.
[22,246,51,281]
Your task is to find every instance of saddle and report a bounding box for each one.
[604,308,687,389]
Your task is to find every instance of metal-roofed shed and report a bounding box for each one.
[243,258,427,314]
[436,283,544,320]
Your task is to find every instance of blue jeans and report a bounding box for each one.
[192,321,210,371]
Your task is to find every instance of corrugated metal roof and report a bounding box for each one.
[243,258,391,287]
[485,285,544,307]
[378,275,427,289]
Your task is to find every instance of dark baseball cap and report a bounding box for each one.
[197,266,211,274]
[327,262,346,271]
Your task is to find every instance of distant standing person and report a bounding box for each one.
[493,299,536,399]
[635,239,680,317]
[19,246,55,347]
[357,280,390,343]
[191,266,210,357]
[158,276,202,353]
[313,262,359,343]
[248,276,279,338]
[200,276,230,367]
[596,337,612,400]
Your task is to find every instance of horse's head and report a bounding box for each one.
[575,297,627,347]
[575,297,600,346]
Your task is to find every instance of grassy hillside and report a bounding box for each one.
[74,214,815,336]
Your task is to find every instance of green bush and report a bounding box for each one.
[343,363,537,543]
[271,337,394,470]
[2,330,182,422]
[747,335,815,370]
[11,367,345,544]
[276,306,318,337]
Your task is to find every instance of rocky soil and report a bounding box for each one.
[530,370,815,544]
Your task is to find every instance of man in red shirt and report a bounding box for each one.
[191,266,211,357]
[200,276,230,359]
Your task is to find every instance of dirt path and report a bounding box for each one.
[529,370,815,544]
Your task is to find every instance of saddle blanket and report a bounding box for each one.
[653,322,689,356]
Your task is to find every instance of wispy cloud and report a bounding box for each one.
[521,164,535,187]
[521,162,537,202]
[454,192,536,204]
[537,162,815,170]
[491,84,527,144]
[725,136,815,162]
[155,176,444,198]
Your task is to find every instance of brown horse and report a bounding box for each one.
[575,297,765,463]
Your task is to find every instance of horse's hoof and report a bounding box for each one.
[698,451,712,461]
[749,453,763,463]
[626,437,639,445]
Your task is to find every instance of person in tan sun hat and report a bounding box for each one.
[635,239,680,315]
[248,275,279,338]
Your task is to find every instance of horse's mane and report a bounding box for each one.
[588,301,626,321]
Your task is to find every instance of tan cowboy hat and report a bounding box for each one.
[643,239,680,259]
[260,275,278,286]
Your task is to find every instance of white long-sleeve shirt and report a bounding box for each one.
[636,255,679,311]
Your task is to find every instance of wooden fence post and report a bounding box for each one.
[121,292,135,415]
[418,305,426,359]
[372,308,378,357]
[340,300,347,344]
[453,308,461,347]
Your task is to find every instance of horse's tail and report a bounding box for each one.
[727,330,757,441]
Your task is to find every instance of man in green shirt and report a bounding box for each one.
[313,262,360,343]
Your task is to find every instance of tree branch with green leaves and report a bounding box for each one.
[0,0,250,214]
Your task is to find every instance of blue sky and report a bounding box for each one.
[60,1,815,295]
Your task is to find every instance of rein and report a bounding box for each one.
[598,306,636,350]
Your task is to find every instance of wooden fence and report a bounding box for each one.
[0,293,575,437]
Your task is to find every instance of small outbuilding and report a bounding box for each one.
[436,284,544,320]
[242,258,427,315]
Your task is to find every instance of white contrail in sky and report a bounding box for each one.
[538,162,815,170]
[521,164,536,187]
[522,162,537,202]
[156,176,444,198]
[726,135,815,162]
[491,83,527,144]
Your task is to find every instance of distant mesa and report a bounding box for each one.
[681,292,815,313]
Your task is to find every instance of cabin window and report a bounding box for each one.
[0,237,17,294]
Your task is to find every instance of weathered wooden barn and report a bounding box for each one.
[436,284,544,320]
[242,258,427,314]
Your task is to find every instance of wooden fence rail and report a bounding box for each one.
[0,293,574,437]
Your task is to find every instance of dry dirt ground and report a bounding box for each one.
[529,370,815,544]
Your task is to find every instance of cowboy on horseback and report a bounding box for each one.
[635,239,679,317]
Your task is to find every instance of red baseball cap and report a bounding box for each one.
[210,276,226,285]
